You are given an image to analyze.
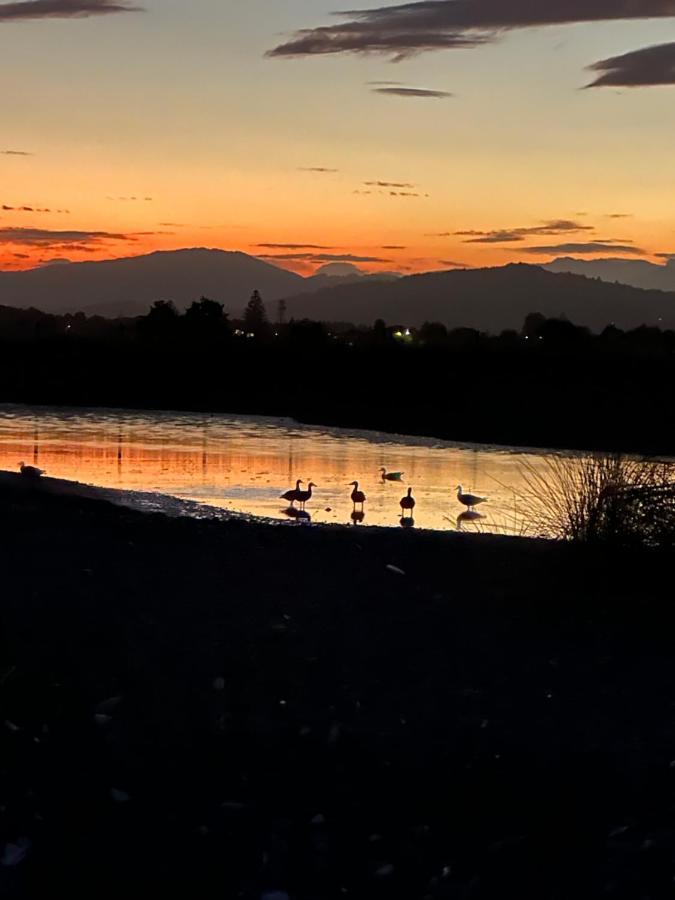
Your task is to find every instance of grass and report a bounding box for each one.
[520,453,675,548]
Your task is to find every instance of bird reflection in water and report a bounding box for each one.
[351,510,365,526]
[456,510,486,530]
[282,506,312,523]
[399,516,415,529]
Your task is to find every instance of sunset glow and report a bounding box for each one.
[2,1,675,275]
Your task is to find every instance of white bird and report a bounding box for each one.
[18,462,44,479]
[456,485,487,511]
[380,467,404,482]
[280,479,303,507]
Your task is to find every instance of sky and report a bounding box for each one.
[1,0,675,275]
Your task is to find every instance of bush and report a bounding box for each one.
[522,454,675,549]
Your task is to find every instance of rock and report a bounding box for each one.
[110,788,131,804]
[1,838,32,867]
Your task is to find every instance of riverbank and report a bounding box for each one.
[1,477,674,898]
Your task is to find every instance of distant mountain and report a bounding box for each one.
[0,249,306,317]
[283,264,675,333]
[544,257,675,292]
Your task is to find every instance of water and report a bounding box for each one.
[0,405,571,534]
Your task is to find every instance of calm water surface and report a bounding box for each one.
[0,405,572,534]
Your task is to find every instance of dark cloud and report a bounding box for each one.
[0,227,136,248]
[2,204,68,213]
[606,213,632,218]
[458,220,595,243]
[259,252,392,263]
[1,149,33,155]
[365,180,416,188]
[587,42,675,87]
[0,0,140,22]
[440,259,471,268]
[256,243,338,250]
[522,242,646,256]
[298,167,339,173]
[655,252,675,259]
[372,86,452,98]
[381,244,407,249]
[269,1,675,61]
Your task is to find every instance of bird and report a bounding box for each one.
[456,485,487,511]
[18,461,44,479]
[380,467,404,482]
[280,479,303,507]
[400,487,416,517]
[349,481,366,511]
[296,482,317,510]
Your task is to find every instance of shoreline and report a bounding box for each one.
[1,477,675,896]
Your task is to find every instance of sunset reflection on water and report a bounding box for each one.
[0,406,559,534]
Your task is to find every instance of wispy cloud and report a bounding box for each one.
[587,42,675,88]
[365,180,415,188]
[2,204,69,213]
[381,244,407,249]
[372,86,452,98]
[298,166,339,173]
[457,220,594,243]
[0,227,139,249]
[439,259,471,268]
[1,149,33,155]
[256,243,338,250]
[269,1,675,61]
[522,242,645,256]
[258,252,391,263]
[0,0,141,23]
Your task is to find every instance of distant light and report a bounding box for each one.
[246,332,255,339]
[404,328,411,337]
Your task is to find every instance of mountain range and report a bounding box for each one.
[1,249,674,333]
[544,256,675,292]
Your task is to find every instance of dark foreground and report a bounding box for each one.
[1,479,675,899]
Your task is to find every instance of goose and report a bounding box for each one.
[400,487,416,517]
[19,462,44,479]
[456,485,487,511]
[296,482,317,510]
[349,481,366,511]
[280,479,304,507]
[380,468,404,482]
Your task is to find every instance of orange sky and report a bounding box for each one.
[1,2,674,276]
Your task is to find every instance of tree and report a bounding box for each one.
[184,297,230,340]
[140,300,179,340]
[243,290,269,337]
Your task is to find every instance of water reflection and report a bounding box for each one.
[400,516,415,529]
[456,510,487,531]
[0,405,575,535]
[283,507,312,523]
[350,510,366,526]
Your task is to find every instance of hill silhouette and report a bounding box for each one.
[0,248,306,316]
[283,263,675,332]
[544,256,675,292]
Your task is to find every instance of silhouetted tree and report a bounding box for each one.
[184,297,230,341]
[522,312,546,339]
[419,321,448,345]
[243,290,269,337]
[140,300,179,340]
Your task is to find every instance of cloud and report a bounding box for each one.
[107,195,153,201]
[0,0,140,22]
[1,149,33,155]
[587,42,675,88]
[381,244,407,249]
[521,242,646,256]
[440,259,471,268]
[458,220,595,243]
[2,203,69,213]
[0,227,137,249]
[259,252,392,263]
[655,252,675,259]
[372,86,452,98]
[256,243,338,250]
[268,1,675,61]
[365,180,415,188]
[606,213,632,218]
[298,166,339,173]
